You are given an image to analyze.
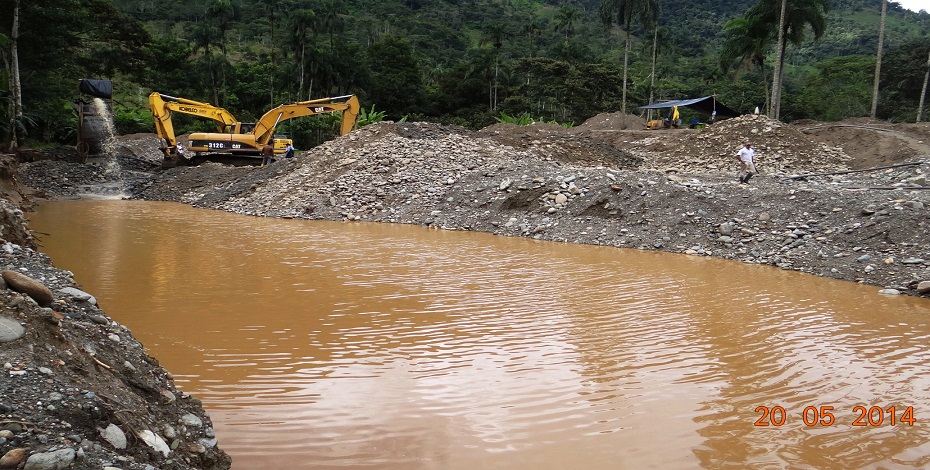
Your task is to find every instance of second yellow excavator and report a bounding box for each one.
[149,92,360,166]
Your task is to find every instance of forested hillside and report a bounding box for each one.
[2,0,929,151]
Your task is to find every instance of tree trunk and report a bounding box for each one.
[762,63,771,115]
[770,0,787,120]
[209,54,219,105]
[622,29,631,115]
[870,0,887,119]
[7,0,23,151]
[269,2,276,106]
[648,26,658,121]
[298,43,305,100]
[493,54,499,110]
[918,49,930,123]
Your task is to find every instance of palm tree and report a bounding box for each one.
[770,0,787,119]
[465,49,497,111]
[720,16,771,111]
[870,0,887,118]
[259,0,279,106]
[481,21,509,110]
[554,5,582,39]
[746,0,829,119]
[522,18,543,57]
[207,0,233,105]
[600,0,652,115]
[287,9,317,100]
[640,0,660,118]
[314,0,345,51]
[190,23,221,104]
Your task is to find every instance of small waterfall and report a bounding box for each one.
[84,97,128,199]
[91,97,117,141]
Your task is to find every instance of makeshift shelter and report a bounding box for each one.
[638,96,740,119]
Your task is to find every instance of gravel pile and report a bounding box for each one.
[20,158,158,200]
[627,114,852,175]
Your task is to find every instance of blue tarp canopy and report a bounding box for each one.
[78,79,112,99]
[638,96,740,119]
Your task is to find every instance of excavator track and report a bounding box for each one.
[161,154,266,168]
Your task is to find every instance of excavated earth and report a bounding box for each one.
[2,113,930,469]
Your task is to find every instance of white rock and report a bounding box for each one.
[136,430,170,457]
[99,423,127,449]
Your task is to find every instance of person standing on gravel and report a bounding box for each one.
[736,142,756,184]
[261,142,274,167]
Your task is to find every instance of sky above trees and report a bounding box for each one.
[894,0,927,13]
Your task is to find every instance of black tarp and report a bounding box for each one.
[78,79,112,99]
[638,96,740,118]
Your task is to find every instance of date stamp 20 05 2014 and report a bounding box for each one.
[754,405,916,427]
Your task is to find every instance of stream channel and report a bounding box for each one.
[28,199,930,469]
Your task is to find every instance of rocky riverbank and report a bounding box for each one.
[0,158,229,470]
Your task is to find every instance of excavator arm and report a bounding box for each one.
[252,95,360,146]
[148,92,240,159]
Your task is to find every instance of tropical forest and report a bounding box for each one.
[1,0,929,151]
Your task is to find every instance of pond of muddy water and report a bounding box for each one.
[29,200,930,469]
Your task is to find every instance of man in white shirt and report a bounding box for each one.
[737,142,756,184]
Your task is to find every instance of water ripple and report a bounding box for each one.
[27,200,930,470]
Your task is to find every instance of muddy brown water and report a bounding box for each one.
[28,200,930,469]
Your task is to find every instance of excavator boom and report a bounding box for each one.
[252,95,361,145]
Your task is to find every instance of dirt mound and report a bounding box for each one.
[793,120,930,169]
[109,133,166,164]
[609,114,851,175]
[477,122,642,168]
[575,112,646,131]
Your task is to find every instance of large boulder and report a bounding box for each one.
[2,270,54,306]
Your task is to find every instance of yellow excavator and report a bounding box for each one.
[148,92,360,166]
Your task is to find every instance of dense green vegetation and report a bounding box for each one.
[1,0,929,151]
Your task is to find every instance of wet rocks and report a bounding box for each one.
[0,235,231,469]
[23,448,75,470]
[57,286,96,305]
[0,316,25,342]
[0,447,25,468]
[99,424,127,450]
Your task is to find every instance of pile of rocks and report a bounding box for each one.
[626,114,852,175]
[574,112,646,131]
[20,158,157,200]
